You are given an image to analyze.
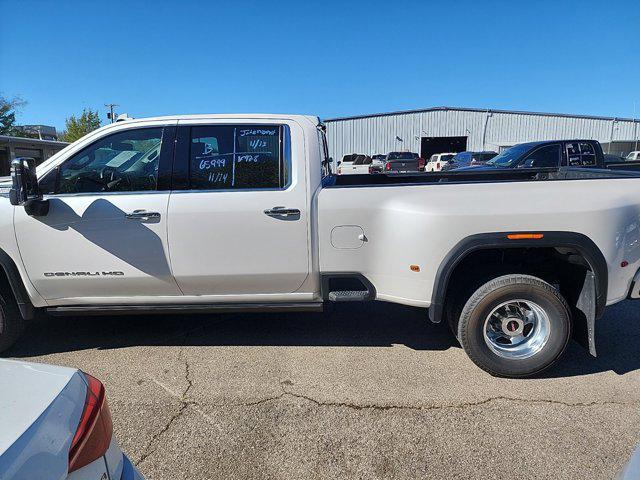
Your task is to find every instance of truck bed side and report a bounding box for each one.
[318,176,640,307]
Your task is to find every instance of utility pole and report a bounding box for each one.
[634,101,638,152]
[105,103,118,123]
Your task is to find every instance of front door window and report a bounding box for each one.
[41,128,164,194]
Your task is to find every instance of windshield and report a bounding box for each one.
[486,144,533,167]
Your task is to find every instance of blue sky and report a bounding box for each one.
[1,0,639,130]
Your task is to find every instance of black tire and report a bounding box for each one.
[0,287,25,354]
[457,274,571,378]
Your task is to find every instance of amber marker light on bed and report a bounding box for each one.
[410,265,420,272]
[507,233,544,240]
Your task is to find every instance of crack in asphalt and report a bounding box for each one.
[193,384,637,412]
[135,335,194,467]
[135,361,638,466]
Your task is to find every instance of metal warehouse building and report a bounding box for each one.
[324,106,640,162]
[0,136,68,177]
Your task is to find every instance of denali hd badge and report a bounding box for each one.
[44,271,125,277]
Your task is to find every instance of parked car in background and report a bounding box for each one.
[0,359,142,480]
[440,151,498,171]
[469,151,499,166]
[338,154,373,175]
[369,154,386,173]
[604,153,626,164]
[603,149,640,171]
[336,153,358,175]
[493,140,640,171]
[383,151,423,173]
[454,140,612,171]
[425,153,456,172]
[626,151,640,161]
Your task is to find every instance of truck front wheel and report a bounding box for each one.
[0,288,25,354]
[457,274,571,378]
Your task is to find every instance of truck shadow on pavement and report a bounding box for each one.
[9,302,452,354]
[7,300,640,378]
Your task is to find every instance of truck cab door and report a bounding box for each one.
[13,123,182,302]
[166,120,310,297]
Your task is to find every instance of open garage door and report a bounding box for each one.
[420,136,467,159]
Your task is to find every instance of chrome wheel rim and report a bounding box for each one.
[483,300,551,359]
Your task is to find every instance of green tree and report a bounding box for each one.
[61,109,102,143]
[0,94,27,136]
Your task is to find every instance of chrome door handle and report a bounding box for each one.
[125,209,161,220]
[263,207,301,217]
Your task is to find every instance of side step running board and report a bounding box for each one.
[328,291,370,302]
[47,302,324,316]
[322,273,376,302]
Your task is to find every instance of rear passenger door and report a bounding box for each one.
[167,120,310,297]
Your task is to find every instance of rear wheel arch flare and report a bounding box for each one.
[428,231,608,324]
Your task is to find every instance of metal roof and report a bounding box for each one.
[323,106,639,123]
[0,135,68,147]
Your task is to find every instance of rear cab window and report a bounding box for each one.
[188,124,289,190]
[565,142,597,166]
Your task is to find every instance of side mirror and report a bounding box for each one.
[10,157,49,216]
[337,161,342,166]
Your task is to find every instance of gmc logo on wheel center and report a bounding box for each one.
[44,271,125,277]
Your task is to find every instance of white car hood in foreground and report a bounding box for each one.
[0,359,85,478]
[0,359,79,455]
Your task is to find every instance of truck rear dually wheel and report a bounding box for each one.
[457,274,571,378]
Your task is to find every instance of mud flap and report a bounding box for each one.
[574,271,597,357]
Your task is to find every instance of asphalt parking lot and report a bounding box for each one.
[9,300,640,479]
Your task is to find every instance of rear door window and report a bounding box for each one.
[578,142,596,166]
[188,125,287,190]
[565,142,596,167]
[565,142,597,166]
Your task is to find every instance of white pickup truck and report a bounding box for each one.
[2,113,640,378]
[337,154,372,175]
[424,152,456,172]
